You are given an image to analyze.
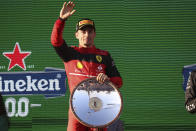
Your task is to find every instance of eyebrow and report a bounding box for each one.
[81,28,94,32]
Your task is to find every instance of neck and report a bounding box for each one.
[79,43,94,48]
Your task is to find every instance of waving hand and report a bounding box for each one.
[60,1,76,20]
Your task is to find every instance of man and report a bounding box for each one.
[51,1,123,131]
[185,70,196,113]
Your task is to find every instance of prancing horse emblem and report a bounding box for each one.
[96,55,102,63]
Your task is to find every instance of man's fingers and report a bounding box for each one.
[101,74,106,83]
[66,1,75,11]
[68,1,71,5]
[67,1,71,7]
[102,75,108,83]
[63,1,73,8]
[96,73,100,82]
[70,10,76,15]
[67,1,74,8]
[63,2,67,8]
[96,73,108,83]
[96,73,102,83]
[99,74,104,83]
[60,1,76,18]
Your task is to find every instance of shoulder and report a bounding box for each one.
[95,48,109,56]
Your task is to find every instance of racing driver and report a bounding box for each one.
[50,1,123,131]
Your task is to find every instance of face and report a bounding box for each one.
[75,26,96,48]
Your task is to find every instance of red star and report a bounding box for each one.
[3,42,31,71]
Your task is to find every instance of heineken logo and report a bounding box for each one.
[1,42,67,97]
[0,67,66,97]
[1,42,67,118]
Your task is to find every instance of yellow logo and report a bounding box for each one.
[77,62,83,69]
[79,20,94,26]
[96,55,102,63]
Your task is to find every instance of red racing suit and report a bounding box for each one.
[51,18,123,131]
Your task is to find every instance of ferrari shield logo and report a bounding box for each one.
[96,55,102,63]
[77,61,83,69]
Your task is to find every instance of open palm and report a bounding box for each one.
[60,1,76,20]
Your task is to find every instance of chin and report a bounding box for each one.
[84,43,92,47]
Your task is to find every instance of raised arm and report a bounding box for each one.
[51,1,76,47]
[51,1,77,61]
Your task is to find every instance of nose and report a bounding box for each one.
[84,31,90,37]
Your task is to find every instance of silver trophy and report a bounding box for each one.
[70,78,123,129]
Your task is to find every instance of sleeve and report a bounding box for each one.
[51,18,65,47]
[105,53,123,88]
[185,70,196,113]
[51,18,77,62]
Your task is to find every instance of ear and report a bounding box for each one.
[92,31,96,39]
[75,32,79,39]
